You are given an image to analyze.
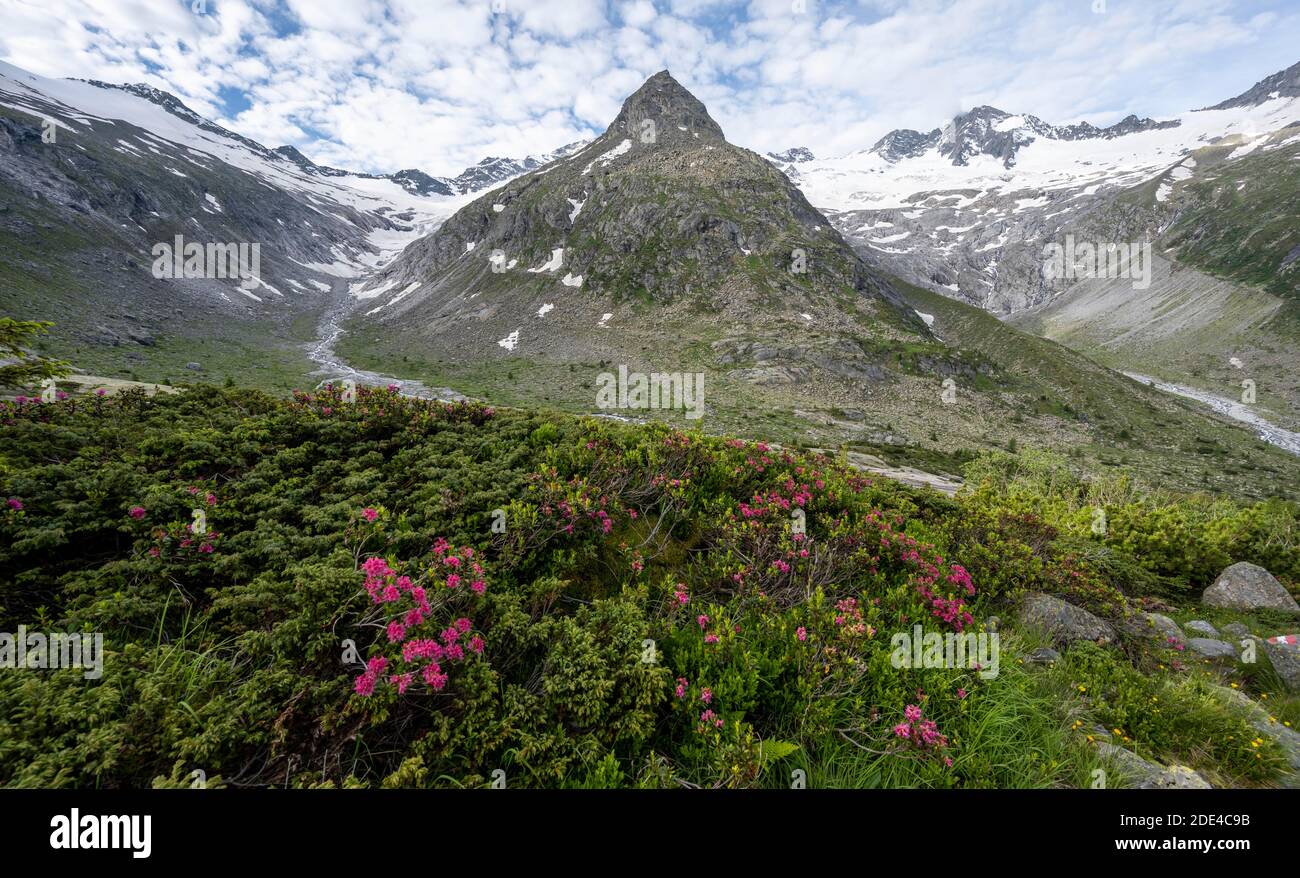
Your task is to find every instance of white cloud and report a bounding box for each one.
[0,0,1296,176]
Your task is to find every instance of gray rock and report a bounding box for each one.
[1216,685,1300,785]
[1202,562,1300,614]
[1262,637,1300,694]
[185,362,203,371]
[1018,592,1116,646]
[1184,620,1219,637]
[124,327,155,346]
[1025,647,1060,665]
[1098,743,1213,789]
[1144,612,1184,641]
[1186,637,1238,660]
[1221,621,1251,639]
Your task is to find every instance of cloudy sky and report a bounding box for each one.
[1,0,1297,177]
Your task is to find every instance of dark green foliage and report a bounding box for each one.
[0,386,1293,788]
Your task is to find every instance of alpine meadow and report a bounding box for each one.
[2,0,1300,834]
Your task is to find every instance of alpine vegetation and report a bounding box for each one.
[2,4,1300,804]
[0,627,103,679]
[891,624,1001,680]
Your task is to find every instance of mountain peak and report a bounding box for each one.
[767,147,815,164]
[605,70,725,143]
[1202,58,1300,110]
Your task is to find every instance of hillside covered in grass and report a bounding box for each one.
[1,384,1298,788]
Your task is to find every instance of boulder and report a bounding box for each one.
[1025,647,1061,665]
[1262,636,1300,694]
[1202,562,1300,614]
[1144,612,1183,641]
[1186,638,1238,660]
[1184,620,1219,637]
[1217,684,1300,784]
[1221,622,1251,639]
[1018,593,1115,646]
[1098,743,1213,789]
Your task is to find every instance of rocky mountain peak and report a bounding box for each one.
[353,68,926,371]
[869,127,941,162]
[272,144,314,167]
[767,147,815,163]
[1203,59,1300,110]
[390,168,456,197]
[604,70,725,144]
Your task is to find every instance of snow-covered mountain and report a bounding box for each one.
[77,73,589,201]
[0,59,579,386]
[767,60,1300,315]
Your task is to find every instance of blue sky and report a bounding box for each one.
[1,0,1297,177]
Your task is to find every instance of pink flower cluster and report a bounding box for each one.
[353,656,389,696]
[737,481,812,520]
[868,513,976,632]
[833,597,873,638]
[354,538,488,697]
[892,704,953,766]
[433,538,486,594]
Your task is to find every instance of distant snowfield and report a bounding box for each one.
[0,59,486,289]
[0,60,460,220]
[582,138,632,175]
[789,94,1300,213]
[528,248,565,273]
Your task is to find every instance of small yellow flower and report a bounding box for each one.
[1230,682,1239,689]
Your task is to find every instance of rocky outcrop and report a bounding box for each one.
[1202,562,1300,614]
[1098,743,1213,789]
[1216,685,1300,786]
[1018,593,1116,645]
[1144,613,1184,641]
[1186,638,1237,660]
[1261,637,1300,694]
